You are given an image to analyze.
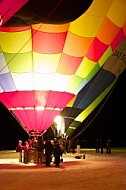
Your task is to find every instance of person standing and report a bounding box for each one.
[95,139,99,153]
[68,140,72,153]
[99,139,103,153]
[17,140,23,162]
[28,139,32,148]
[44,139,54,167]
[106,139,111,154]
[37,138,44,164]
[72,140,76,154]
[53,141,62,167]
[24,141,29,164]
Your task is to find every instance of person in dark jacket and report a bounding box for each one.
[53,141,62,167]
[37,138,44,164]
[44,139,54,167]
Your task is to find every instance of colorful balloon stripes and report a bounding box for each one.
[0,0,126,136]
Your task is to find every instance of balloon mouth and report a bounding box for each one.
[28,130,47,137]
[28,130,42,137]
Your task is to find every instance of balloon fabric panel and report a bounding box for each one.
[63,32,94,56]
[32,29,67,54]
[97,17,120,45]
[86,38,108,62]
[57,53,83,75]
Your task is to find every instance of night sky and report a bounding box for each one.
[0,70,126,149]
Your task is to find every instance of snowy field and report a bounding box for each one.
[0,148,126,190]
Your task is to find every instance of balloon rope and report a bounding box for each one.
[43,0,63,21]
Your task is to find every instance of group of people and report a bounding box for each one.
[44,139,62,167]
[16,139,31,164]
[16,137,66,167]
[95,139,111,154]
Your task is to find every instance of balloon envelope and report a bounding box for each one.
[0,0,126,135]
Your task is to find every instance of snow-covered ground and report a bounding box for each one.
[0,148,126,190]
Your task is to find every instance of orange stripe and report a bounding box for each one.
[63,32,93,56]
[97,17,120,45]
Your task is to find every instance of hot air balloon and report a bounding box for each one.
[0,0,126,138]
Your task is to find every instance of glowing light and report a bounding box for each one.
[54,115,65,134]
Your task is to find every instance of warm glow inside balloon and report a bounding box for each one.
[54,115,65,134]
[0,0,126,136]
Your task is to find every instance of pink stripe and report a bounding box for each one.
[86,37,108,62]
[0,90,74,109]
[0,0,29,26]
[111,29,124,51]
[12,109,61,133]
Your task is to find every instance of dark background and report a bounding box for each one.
[0,70,126,150]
